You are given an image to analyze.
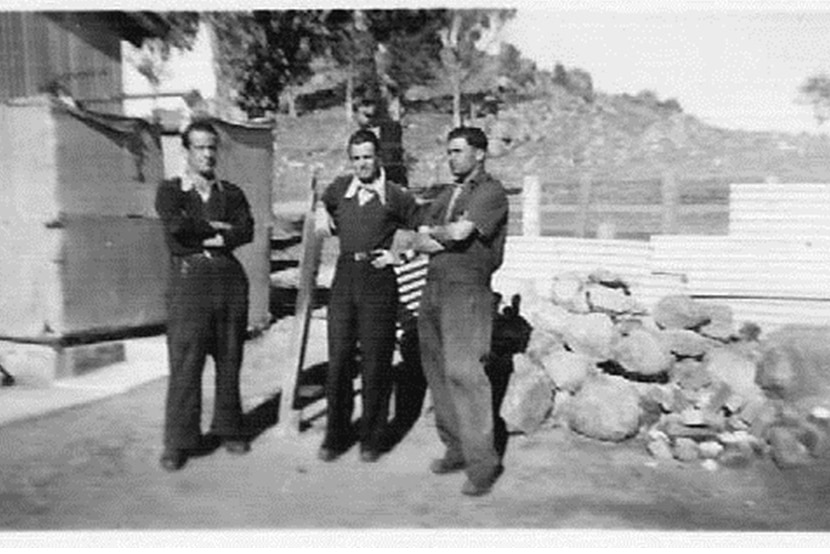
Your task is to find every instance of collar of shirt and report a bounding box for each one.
[344,168,387,205]
[181,169,223,199]
[454,166,485,190]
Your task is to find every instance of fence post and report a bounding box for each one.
[576,174,592,238]
[596,221,616,239]
[661,170,679,234]
[522,174,540,236]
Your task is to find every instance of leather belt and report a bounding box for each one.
[179,250,229,260]
[342,251,375,262]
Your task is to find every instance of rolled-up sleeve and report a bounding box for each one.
[466,181,508,240]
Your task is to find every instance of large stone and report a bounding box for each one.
[767,425,812,469]
[671,359,712,391]
[587,268,631,295]
[585,284,643,315]
[647,436,674,460]
[673,437,699,461]
[653,295,710,330]
[568,374,643,442]
[658,329,714,359]
[698,303,735,341]
[500,361,555,435]
[756,325,830,408]
[563,312,616,359]
[525,301,572,337]
[705,347,763,402]
[541,350,596,393]
[612,328,673,376]
[524,328,566,366]
[549,273,589,312]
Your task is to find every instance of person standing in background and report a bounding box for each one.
[354,95,408,187]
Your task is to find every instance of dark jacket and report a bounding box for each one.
[155,177,254,257]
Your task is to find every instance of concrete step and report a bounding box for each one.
[0,335,169,426]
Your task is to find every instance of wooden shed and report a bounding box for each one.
[0,97,273,384]
[0,11,172,115]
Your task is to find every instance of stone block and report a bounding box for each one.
[767,425,812,469]
[585,284,643,315]
[671,359,712,391]
[541,349,595,393]
[568,374,642,442]
[563,312,615,359]
[659,329,714,359]
[501,364,555,435]
[698,303,735,341]
[705,347,763,402]
[756,325,830,407]
[647,437,674,460]
[699,440,724,459]
[673,437,699,461]
[653,295,710,330]
[612,328,673,376]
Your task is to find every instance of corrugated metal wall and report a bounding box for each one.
[492,236,657,303]
[730,183,830,239]
[494,183,830,332]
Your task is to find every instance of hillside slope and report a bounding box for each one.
[271,88,830,206]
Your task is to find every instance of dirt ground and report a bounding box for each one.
[1,314,830,546]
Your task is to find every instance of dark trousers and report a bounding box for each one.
[418,278,501,486]
[324,258,398,453]
[164,253,249,450]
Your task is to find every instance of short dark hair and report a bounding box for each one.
[355,96,378,109]
[448,126,488,152]
[181,119,220,149]
[347,129,380,153]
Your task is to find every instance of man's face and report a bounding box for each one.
[185,129,218,178]
[354,104,376,128]
[349,140,379,183]
[447,137,483,182]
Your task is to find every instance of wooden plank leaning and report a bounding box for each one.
[278,168,324,435]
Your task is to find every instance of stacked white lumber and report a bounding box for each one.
[730,183,830,239]
[492,236,654,299]
[651,235,830,329]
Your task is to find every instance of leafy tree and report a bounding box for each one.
[799,73,830,125]
[437,9,516,127]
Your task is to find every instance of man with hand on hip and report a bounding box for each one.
[317,129,419,463]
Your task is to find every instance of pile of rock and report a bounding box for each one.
[500,270,830,470]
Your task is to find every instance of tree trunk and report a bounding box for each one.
[287,87,298,118]
[204,19,231,118]
[345,60,354,122]
[452,78,462,128]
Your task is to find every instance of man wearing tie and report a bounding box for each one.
[414,127,509,496]
[316,129,419,463]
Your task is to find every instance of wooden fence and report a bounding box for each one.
[513,173,744,239]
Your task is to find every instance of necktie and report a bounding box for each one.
[358,184,377,206]
[444,184,464,223]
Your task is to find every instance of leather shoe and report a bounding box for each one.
[429,457,466,475]
[223,440,251,455]
[317,446,344,462]
[360,449,382,463]
[159,450,187,472]
[461,465,504,497]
